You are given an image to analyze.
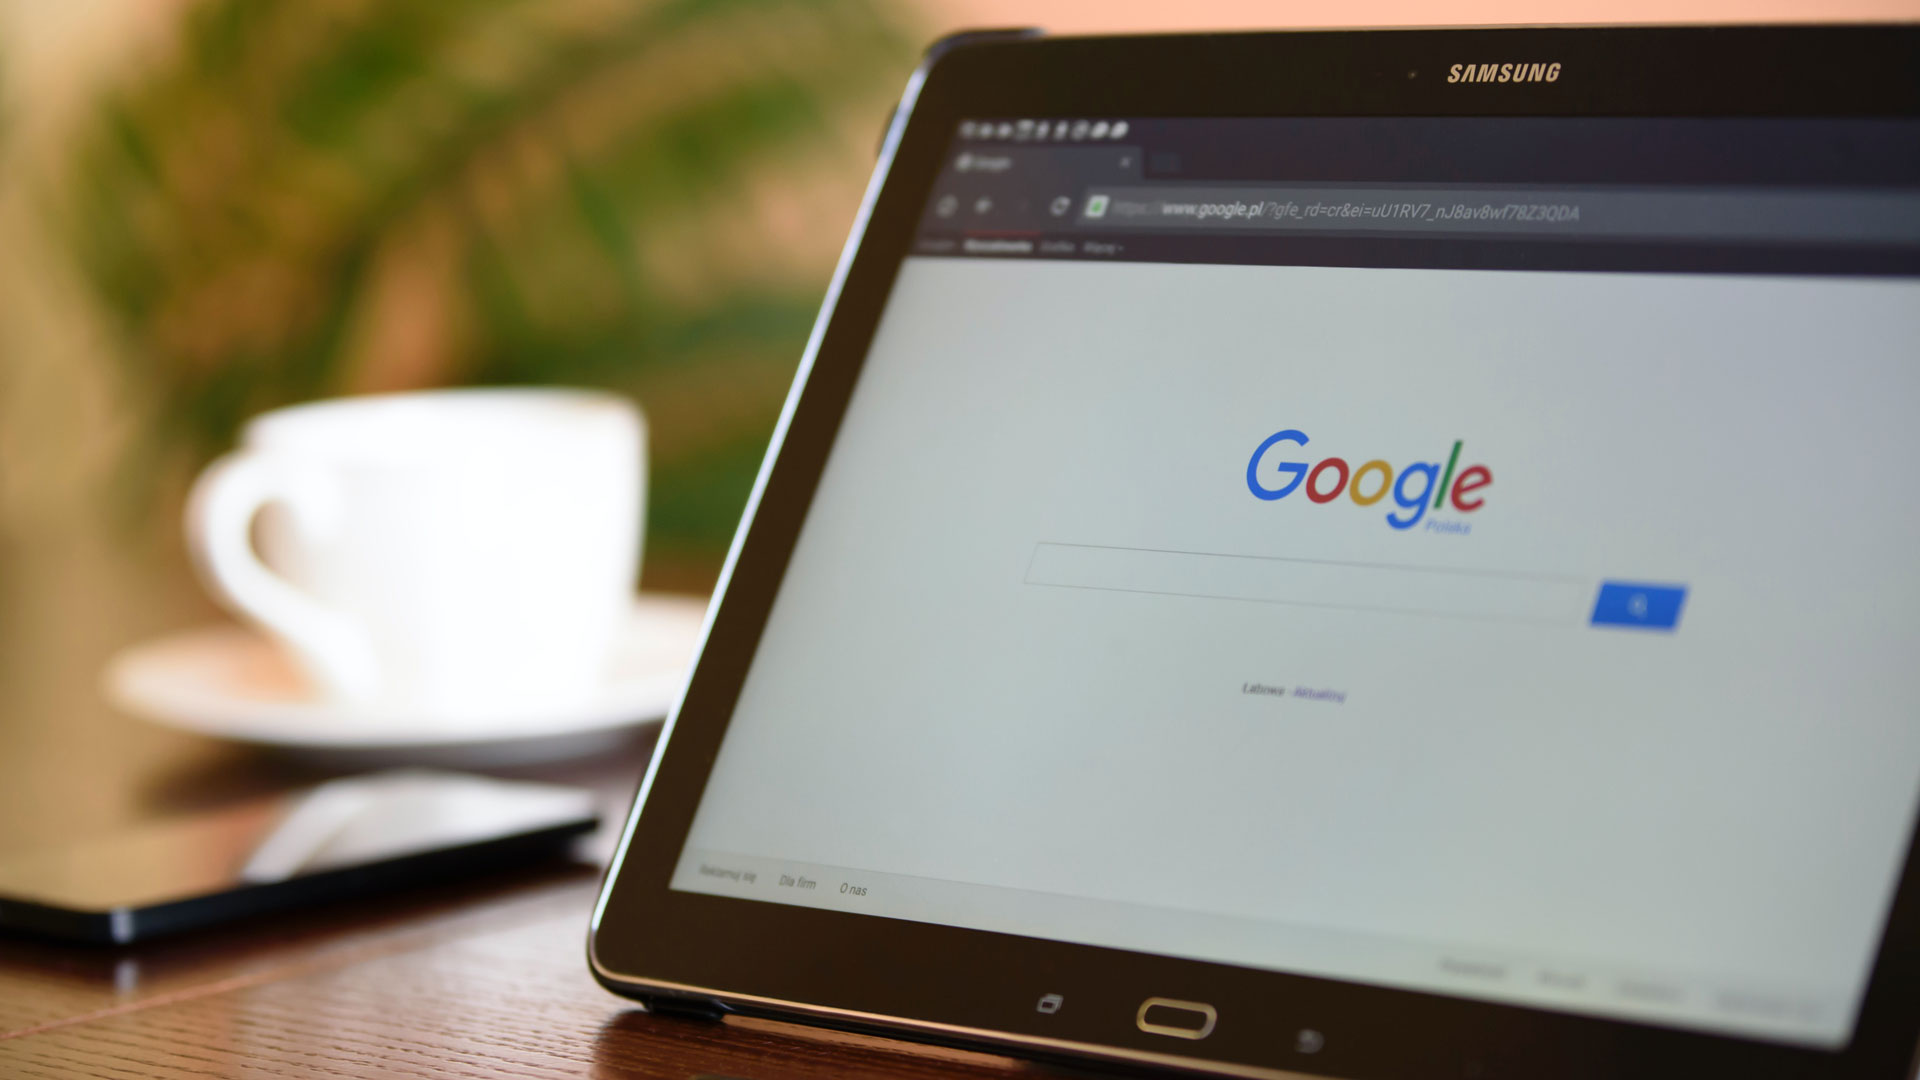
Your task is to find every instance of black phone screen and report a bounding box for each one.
[0,770,598,943]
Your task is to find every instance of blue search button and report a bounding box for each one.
[1591,582,1687,631]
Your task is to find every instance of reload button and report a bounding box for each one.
[1136,997,1217,1040]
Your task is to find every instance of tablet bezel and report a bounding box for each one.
[590,26,1920,1080]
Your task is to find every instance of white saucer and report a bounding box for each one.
[105,594,708,766]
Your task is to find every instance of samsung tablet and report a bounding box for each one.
[589,25,1920,1079]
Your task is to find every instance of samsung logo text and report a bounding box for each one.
[1447,62,1561,84]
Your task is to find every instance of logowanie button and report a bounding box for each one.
[1136,997,1217,1040]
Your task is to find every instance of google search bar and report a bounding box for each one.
[1025,542,1594,625]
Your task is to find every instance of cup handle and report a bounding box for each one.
[185,450,380,701]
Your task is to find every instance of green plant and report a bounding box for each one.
[63,0,913,578]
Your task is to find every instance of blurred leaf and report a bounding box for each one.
[60,0,914,574]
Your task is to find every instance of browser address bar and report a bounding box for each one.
[1075,185,1920,246]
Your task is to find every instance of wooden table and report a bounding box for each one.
[0,728,1061,1079]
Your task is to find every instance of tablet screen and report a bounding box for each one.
[668,118,1920,1049]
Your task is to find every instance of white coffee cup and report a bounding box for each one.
[186,388,644,720]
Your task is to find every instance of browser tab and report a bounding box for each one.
[914,117,1920,268]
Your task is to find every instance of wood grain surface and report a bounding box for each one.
[0,874,1045,1079]
[0,728,1052,1079]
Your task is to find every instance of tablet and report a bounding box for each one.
[590,26,1920,1080]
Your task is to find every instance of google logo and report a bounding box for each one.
[1246,430,1492,530]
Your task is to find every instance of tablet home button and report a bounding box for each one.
[1135,997,1217,1040]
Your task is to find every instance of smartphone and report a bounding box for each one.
[0,770,599,943]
